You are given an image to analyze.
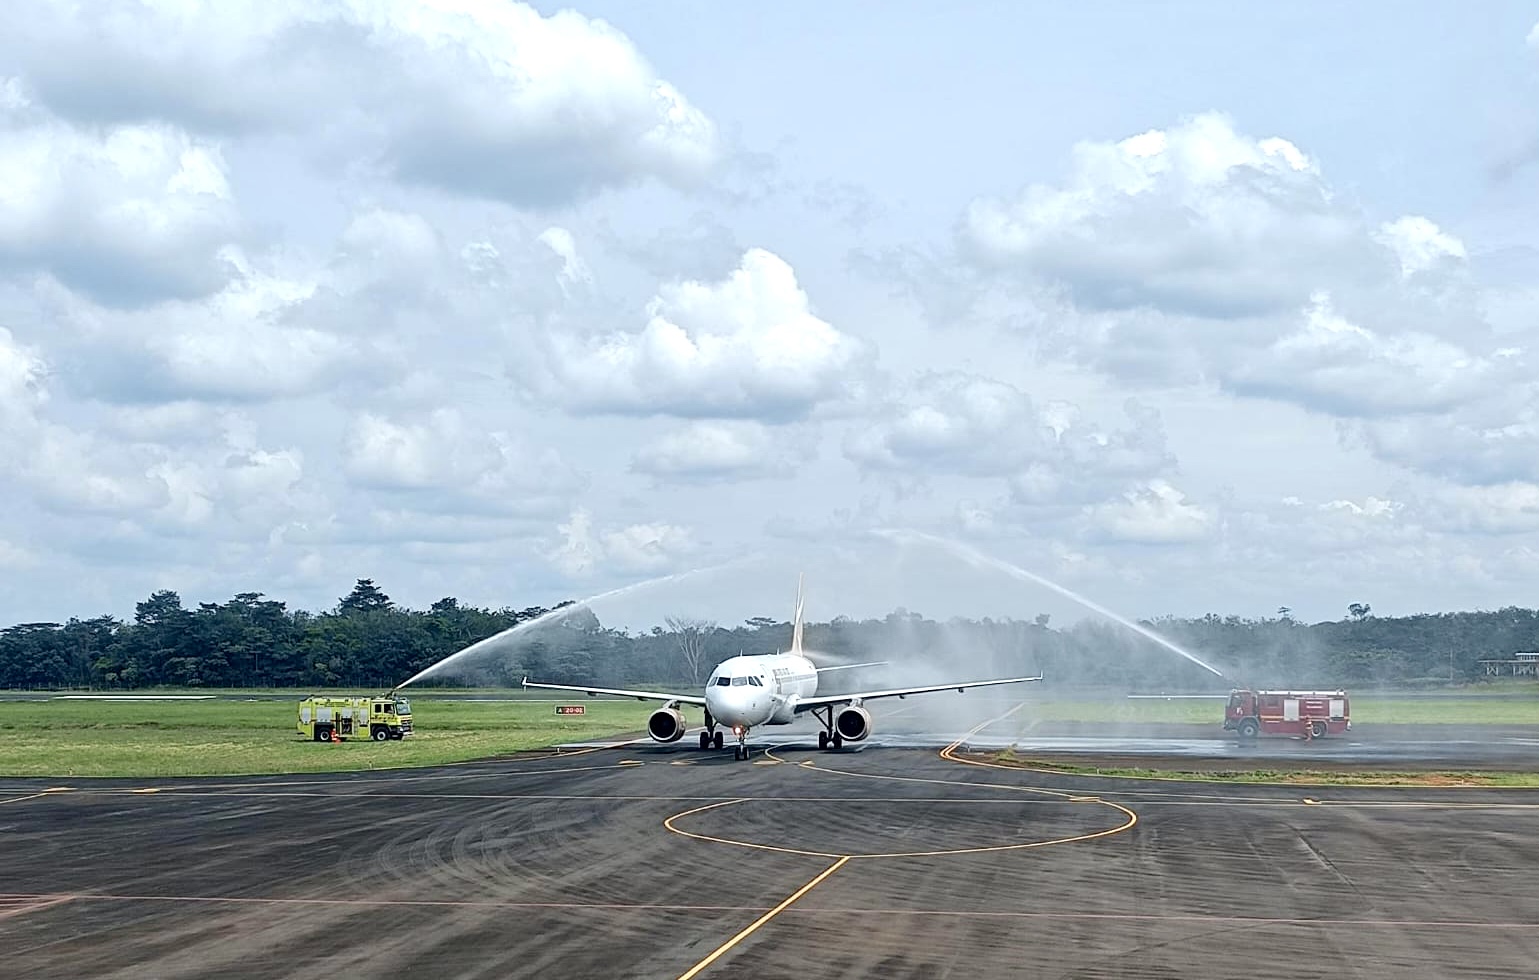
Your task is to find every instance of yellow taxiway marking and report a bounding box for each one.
[666,800,841,858]
[675,856,850,980]
[670,760,695,766]
[1304,798,1322,805]
[618,760,644,766]
[752,760,780,766]
[2,786,76,805]
[130,788,161,794]
[667,792,1136,861]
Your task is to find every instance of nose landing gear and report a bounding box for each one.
[732,725,750,760]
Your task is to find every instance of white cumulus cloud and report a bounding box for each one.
[549,507,697,577]
[630,421,809,482]
[0,327,47,426]
[527,248,871,420]
[1088,480,1214,544]
[1225,292,1515,417]
[344,409,580,517]
[2,0,720,207]
[845,372,1172,504]
[1357,389,1539,486]
[0,92,240,305]
[962,112,1381,318]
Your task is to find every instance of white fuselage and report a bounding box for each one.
[704,652,818,731]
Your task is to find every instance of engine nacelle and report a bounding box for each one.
[834,705,872,742]
[647,707,686,743]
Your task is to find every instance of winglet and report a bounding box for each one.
[791,572,806,654]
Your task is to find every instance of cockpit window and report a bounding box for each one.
[730,676,748,686]
[714,677,730,686]
[748,676,762,686]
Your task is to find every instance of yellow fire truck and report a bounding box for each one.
[297,694,413,742]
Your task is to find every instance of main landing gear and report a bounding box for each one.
[697,710,725,752]
[811,706,843,752]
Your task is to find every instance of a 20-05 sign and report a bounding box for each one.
[554,705,587,715]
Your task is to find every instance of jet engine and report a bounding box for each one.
[834,705,872,742]
[647,707,686,743]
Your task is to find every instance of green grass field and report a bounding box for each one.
[0,699,653,778]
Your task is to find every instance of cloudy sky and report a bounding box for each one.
[3,1,1539,631]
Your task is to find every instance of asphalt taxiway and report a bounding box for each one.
[6,728,1539,979]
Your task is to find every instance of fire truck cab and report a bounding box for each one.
[1224,689,1349,740]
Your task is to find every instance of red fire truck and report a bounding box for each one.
[1223,689,1350,740]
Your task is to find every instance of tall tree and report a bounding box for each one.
[339,579,393,615]
[666,616,716,684]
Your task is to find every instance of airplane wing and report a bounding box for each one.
[813,661,887,673]
[792,674,1042,712]
[522,677,707,706]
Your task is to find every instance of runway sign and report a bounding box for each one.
[554,705,586,715]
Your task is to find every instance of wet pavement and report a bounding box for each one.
[561,718,1539,770]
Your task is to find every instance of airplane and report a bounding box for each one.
[522,574,1043,760]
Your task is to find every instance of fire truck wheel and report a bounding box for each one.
[1310,720,1327,739]
[1238,719,1259,739]
[372,727,389,741]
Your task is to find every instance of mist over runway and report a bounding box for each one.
[566,724,1539,770]
[560,696,1539,771]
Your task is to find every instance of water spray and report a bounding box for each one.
[394,556,761,691]
[871,528,1230,681]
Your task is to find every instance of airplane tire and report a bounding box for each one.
[698,731,709,750]
[818,731,828,750]
[831,734,843,750]
[713,732,723,750]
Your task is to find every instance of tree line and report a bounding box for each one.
[3,580,1538,691]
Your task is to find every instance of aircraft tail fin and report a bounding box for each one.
[790,572,806,654]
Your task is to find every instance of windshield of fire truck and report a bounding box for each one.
[392,699,410,715]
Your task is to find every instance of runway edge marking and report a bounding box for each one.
[675,856,850,980]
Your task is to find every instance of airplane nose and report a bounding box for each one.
[708,685,760,721]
